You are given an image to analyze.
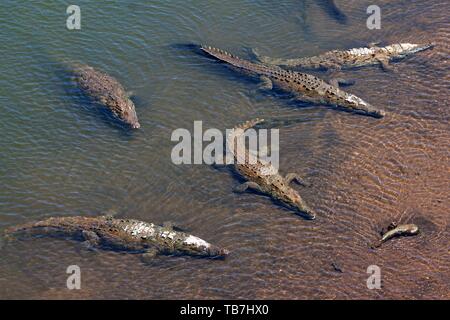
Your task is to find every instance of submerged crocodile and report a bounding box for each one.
[72,63,140,129]
[371,223,419,248]
[252,43,434,71]
[3,216,229,259]
[227,118,316,219]
[200,45,385,118]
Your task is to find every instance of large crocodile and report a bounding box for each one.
[227,118,316,220]
[72,63,140,129]
[200,45,385,118]
[252,43,434,72]
[3,215,229,259]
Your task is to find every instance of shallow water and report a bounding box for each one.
[0,0,449,299]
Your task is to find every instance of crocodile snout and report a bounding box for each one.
[300,209,316,220]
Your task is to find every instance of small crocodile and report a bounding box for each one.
[200,45,385,118]
[227,118,316,219]
[3,216,229,259]
[371,223,419,248]
[72,63,140,129]
[252,43,434,72]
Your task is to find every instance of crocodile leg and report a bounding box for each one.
[162,221,186,232]
[370,240,383,249]
[251,48,277,65]
[141,248,160,263]
[329,78,356,87]
[378,58,394,72]
[234,181,263,193]
[103,207,119,219]
[81,230,100,250]
[211,155,229,170]
[258,76,273,91]
[249,47,263,62]
[285,173,311,187]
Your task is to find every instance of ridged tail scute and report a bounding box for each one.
[227,118,265,164]
[4,221,39,236]
[200,45,252,69]
[3,216,83,238]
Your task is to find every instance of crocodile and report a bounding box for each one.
[72,63,140,129]
[371,223,419,248]
[3,215,229,259]
[200,45,385,118]
[227,118,316,219]
[252,43,434,72]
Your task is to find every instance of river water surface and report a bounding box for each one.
[0,0,449,299]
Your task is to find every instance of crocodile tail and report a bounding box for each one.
[3,216,80,237]
[235,118,265,131]
[4,221,42,236]
[370,241,383,249]
[200,45,258,71]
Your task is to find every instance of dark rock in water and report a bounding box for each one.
[72,63,140,129]
[317,0,348,24]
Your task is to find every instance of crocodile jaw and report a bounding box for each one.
[391,43,434,58]
[345,94,386,118]
[295,202,316,220]
[182,235,229,258]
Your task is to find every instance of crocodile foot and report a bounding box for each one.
[258,76,273,91]
[140,248,160,264]
[285,173,311,187]
[81,230,100,251]
[234,181,263,193]
[162,221,186,232]
[378,58,396,72]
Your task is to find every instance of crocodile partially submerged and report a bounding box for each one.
[200,45,385,118]
[227,118,316,219]
[371,223,419,249]
[252,43,434,71]
[72,63,140,129]
[3,216,229,259]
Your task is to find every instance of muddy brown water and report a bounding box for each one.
[0,0,448,299]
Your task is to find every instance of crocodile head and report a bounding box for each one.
[344,93,386,118]
[291,196,316,220]
[278,188,316,220]
[120,98,140,129]
[180,235,230,258]
[390,43,435,58]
